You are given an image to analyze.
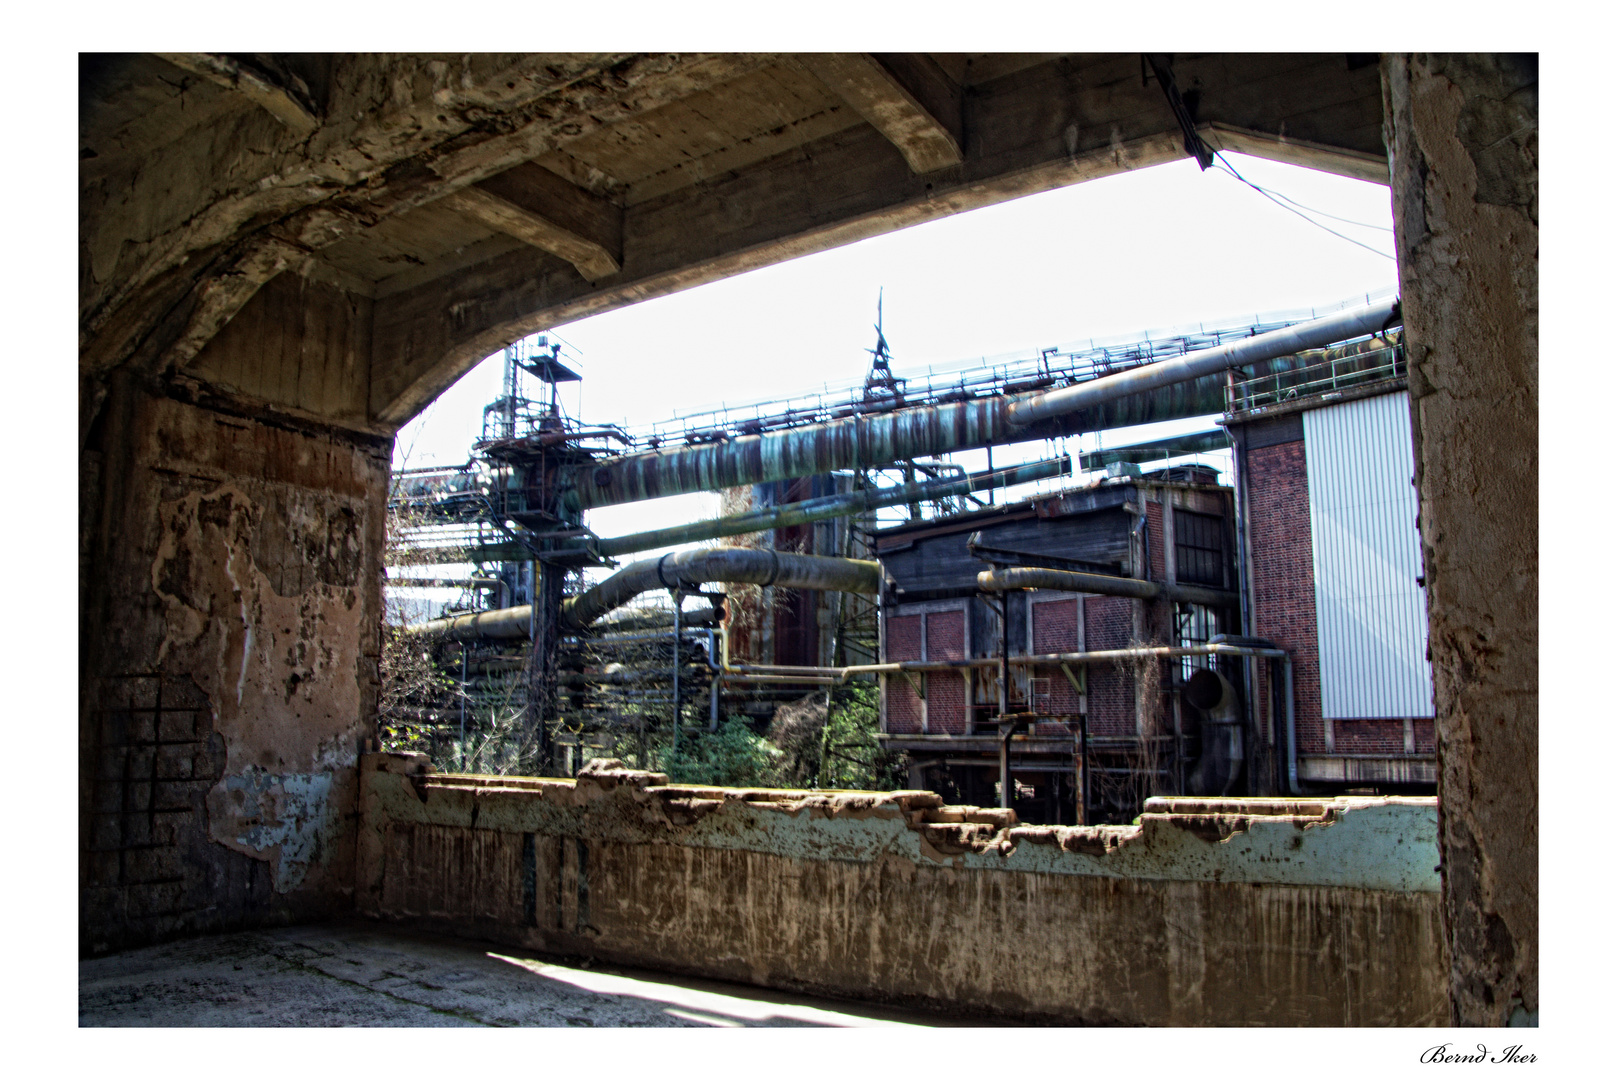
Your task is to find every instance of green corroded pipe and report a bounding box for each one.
[564,300,1400,513]
[594,455,1069,557]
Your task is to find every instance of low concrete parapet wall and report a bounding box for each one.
[355,754,1446,1025]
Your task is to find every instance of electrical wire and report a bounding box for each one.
[1211,152,1396,261]
[1260,186,1394,231]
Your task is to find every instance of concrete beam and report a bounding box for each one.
[155,53,320,134]
[371,54,1386,425]
[444,163,623,283]
[799,53,963,173]
[81,53,776,384]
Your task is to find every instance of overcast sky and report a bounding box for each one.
[393,150,1399,584]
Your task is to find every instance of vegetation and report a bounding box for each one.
[653,683,906,791]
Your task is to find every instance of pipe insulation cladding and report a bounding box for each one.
[565,298,1401,512]
[567,396,1018,512]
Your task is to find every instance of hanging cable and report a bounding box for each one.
[1257,185,1394,231]
[1211,152,1396,261]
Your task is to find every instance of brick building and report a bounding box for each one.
[875,465,1257,824]
[1226,343,1437,790]
[874,336,1437,823]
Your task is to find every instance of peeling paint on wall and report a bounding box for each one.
[82,388,387,950]
[210,767,339,892]
[150,484,370,773]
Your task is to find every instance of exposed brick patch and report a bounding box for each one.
[1413,719,1436,754]
[1085,596,1136,738]
[1146,499,1165,580]
[1247,440,1327,755]
[884,614,922,734]
[1335,718,1410,755]
[925,612,966,733]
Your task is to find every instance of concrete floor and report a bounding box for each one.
[79,921,951,1027]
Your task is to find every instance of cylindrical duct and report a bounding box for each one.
[563,549,881,629]
[1006,297,1400,427]
[594,456,1069,557]
[975,566,1239,609]
[564,299,1399,513]
[568,397,1017,512]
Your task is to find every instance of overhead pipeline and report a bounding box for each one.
[565,300,1401,512]
[594,455,1069,557]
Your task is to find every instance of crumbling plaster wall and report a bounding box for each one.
[358,756,1447,1026]
[1383,54,1537,1026]
[80,377,389,953]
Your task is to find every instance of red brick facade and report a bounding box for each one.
[1146,499,1165,579]
[1084,595,1137,738]
[924,611,967,734]
[1030,598,1081,734]
[882,608,968,735]
[1246,440,1327,756]
[884,613,922,734]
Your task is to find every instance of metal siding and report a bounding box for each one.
[1303,393,1435,719]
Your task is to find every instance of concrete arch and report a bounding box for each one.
[79,53,1535,1026]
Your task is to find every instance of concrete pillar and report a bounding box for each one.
[1382,54,1538,1026]
[79,374,389,954]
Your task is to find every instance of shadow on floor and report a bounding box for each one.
[79,921,964,1028]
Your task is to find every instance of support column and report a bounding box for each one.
[525,561,565,775]
[1383,53,1538,1026]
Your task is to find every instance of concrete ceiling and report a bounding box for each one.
[80,53,1389,436]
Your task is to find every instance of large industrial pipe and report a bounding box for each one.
[411,604,535,641]
[1006,297,1399,427]
[410,547,876,640]
[975,566,1239,609]
[562,549,880,629]
[567,396,1017,512]
[594,456,1069,557]
[1183,668,1244,796]
[568,300,1400,512]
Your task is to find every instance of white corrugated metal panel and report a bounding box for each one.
[1303,392,1435,719]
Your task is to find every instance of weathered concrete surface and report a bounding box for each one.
[357,756,1447,1026]
[79,922,935,1027]
[79,54,1388,432]
[1383,54,1537,1026]
[80,380,389,954]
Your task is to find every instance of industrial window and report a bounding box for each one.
[1174,510,1226,587]
[1175,602,1220,682]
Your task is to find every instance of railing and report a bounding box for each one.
[1225,343,1406,414]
